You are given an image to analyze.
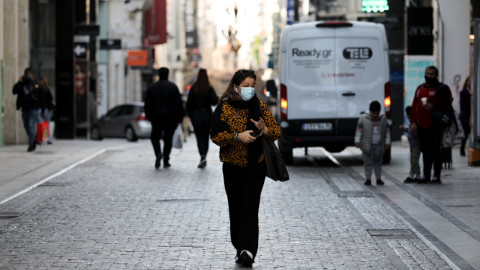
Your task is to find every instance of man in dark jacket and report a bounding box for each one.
[145,67,184,169]
[410,66,452,184]
[12,67,44,152]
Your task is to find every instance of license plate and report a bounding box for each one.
[302,123,332,131]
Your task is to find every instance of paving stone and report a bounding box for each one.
[0,140,453,269]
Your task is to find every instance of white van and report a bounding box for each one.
[276,21,391,164]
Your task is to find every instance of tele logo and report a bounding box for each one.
[343,47,372,60]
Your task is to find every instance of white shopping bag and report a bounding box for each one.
[172,124,183,149]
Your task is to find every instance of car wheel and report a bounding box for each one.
[125,126,138,142]
[91,126,103,140]
[278,139,293,165]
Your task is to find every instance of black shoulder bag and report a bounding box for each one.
[260,106,289,181]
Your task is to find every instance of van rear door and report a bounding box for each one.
[334,26,387,118]
[285,27,336,121]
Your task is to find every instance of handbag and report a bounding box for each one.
[262,137,289,182]
[172,124,183,149]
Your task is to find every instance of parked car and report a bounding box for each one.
[91,102,151,142]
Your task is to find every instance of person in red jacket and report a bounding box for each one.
[410,66,452,184]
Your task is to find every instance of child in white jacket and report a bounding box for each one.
[355,101,391,186]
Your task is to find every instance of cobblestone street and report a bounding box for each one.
[0,139,472,269]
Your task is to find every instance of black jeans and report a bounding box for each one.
[418,126,442,179]
[150,119,177,161]
[191,109,211,158]
[222,162,266,259]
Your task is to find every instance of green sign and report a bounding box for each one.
[362,0,389,12]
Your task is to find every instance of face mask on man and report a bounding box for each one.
[425,76,437,85]
[237,87,255,101]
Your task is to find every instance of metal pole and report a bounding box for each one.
[473,19,480,150]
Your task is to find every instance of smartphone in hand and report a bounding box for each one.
[250,130,263,137]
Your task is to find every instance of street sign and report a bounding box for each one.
[74,35,90,59]
[100,39,121,50]
[75,24,100,36]
[127,50,148,67]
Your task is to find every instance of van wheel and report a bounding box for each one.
[324,146,346,153]
[382,148,391,164]
[278,140,293,165]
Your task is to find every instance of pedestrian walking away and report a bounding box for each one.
[402,106,422,183]
[210,69,282,267]
[459,75,472,156]
[186,68,219,168]
[410,66,453,184]
[355,100,391,186]
[144,67,184,169]
[12,67,45,152]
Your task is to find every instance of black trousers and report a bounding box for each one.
[460,120,471,153]
[222,162,266,259]
[150,119,177,161]
[191,109,211,158]
[418,126,442,179]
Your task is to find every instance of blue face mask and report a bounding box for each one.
[239,87,255,101]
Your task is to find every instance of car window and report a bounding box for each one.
[123,105,135,116]
[106,106,123,118]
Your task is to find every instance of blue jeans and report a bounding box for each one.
[22,109,40,147]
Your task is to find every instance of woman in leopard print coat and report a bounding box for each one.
[210,69,281,266]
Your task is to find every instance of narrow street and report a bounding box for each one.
[1,138,477,269]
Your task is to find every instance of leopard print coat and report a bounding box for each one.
[210,99,282,167]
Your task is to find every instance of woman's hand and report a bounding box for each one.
[250,117,269,136]
[238,130,257,144]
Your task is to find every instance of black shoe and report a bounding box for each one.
[27,145,36,152]
[364,180,371,186]
[237,250,254,267]
[197,158,207,169]
[404,177,416,184]
[164,160,171,168]
[377,179,385,185]
[155,155,162,169]
[431,176,442,184]
[417,177,430,184]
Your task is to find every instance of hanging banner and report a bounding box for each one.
[407,7,433,55]
[185,0,198,48]
[287,0,294,25]
[144,0,167,46]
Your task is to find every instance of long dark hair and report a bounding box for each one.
[191,68,211,95]
[220,69,256,101]
[462,75,471,90]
